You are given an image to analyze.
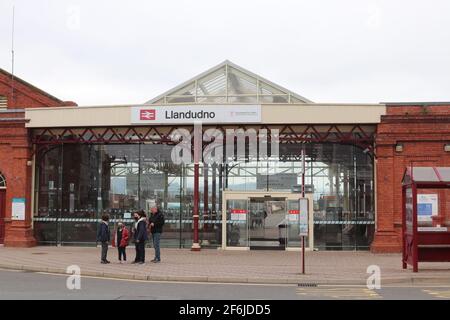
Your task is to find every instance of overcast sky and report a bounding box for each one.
[1,0,449,105]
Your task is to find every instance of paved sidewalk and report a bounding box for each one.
[0,246,449,285]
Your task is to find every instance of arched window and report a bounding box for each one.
[0,173,6,188]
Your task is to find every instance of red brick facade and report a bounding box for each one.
[371,104,450,253]
[0,68,75,247]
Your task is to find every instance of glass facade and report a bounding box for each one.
[34,142,374,250]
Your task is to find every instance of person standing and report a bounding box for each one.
[149,206,165,263]
[134,210,148,264]
[114,221,129,263]
[131,212,140,263]
[97,214,111,264]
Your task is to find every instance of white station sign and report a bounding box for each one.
[131,105,261,124]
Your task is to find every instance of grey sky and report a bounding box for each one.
[1,0,449,105]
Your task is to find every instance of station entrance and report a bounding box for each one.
[221,191,314,251]
[27,62,378,250]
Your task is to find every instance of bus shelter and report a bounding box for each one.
[402,167,450,272]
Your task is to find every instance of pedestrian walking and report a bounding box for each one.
[148,206,165,263]
[97,213,111,264]
[133,210,148,264]
[113,221,129,263]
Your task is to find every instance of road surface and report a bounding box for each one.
[0,269,449,300]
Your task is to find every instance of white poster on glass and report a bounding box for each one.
[417,194,438,221]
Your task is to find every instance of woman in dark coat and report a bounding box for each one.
[132,210,148,264]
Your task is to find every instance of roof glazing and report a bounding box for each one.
[147,60,311,105]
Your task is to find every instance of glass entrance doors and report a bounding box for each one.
[249,197,287,249]
[222,191,314,250]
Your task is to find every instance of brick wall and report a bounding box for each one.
[0,68,75,246]
[0,69,76,109]
[371,104,450,253]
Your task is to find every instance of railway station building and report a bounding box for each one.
[0,61,449,252]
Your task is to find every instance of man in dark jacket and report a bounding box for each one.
[133,210,148,264]
[148,206,165,263]
[97,214,111,264]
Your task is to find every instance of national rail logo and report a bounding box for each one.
[140,109,156,120]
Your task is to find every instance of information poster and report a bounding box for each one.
[230,209,247,221]
[11,198,26,221]
[298,198,309,236]
[288,210,299,222]
[417,194,438,221]
[123,212,132,219]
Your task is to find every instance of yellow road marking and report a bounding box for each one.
[297,287,382,299]
[423,289,450,299]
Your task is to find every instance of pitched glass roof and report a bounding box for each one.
[146,60,311,105]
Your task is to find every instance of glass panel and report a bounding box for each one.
[259,81,285,95]
[417,189,449,230]
[227,66,257,95]
[444,189,450,228]
[165,81,197,103]
[307,144,374,250]
[60,220,97,245]
[226,199,248,247]
[290,96,304,103]
[405,186,414,233]
[198,67,227,96]
[140,144,183,247]
[34,220,57,244]
[34,145,61,244]
[166,95,196,103]
[411,167,439,182]
[35,146,62,219]
[287,199,304,248]
[153,98,165,104]
[169,82,196,97]
[437,167,450,182]
[227,95,258,103]
[196,96,227,103]
[402,171,412,185]
[265,200,287,246]
[258,95,289,103]
[248,198,287,248]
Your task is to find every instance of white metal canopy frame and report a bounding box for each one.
[0,173,6,188]
[147,60,312,105]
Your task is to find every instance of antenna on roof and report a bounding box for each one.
[10,5,15,104]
